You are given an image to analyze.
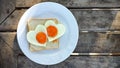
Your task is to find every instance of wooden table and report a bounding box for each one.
[1,0,120,68]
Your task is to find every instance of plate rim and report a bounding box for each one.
[17,2,79,65]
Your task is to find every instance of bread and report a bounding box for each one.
[27,18,59,52]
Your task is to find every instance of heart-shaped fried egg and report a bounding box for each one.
[27,25,47,47]
[45,20,65,41]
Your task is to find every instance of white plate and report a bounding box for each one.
[17,2,79,65]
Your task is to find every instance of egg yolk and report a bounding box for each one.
[36,32,47,44]
[47,25,57,37]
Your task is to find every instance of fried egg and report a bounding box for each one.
[45,20,65,41]
[27,25,47,47]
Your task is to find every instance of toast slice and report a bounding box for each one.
[27,18,59,52]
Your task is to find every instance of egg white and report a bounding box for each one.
[45,20,65,41]
[27,25,47,47]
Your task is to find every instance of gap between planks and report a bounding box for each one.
[18,53,120,56]
[71,53,120,56]
[0,30,120,34]
[0,9,16,25]
[68,7,120,10]
[15,7,120,10]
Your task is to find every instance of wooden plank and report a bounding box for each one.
[110,12,120,29]
[0,32,22,55]
[18,55,120,68]
[0,35,17,68]
[0,9,26,31]
[1,9,120,31]
[17,55,47,68]
[0,0,15,24]
[1,32,120,54]
[16,0,120,8]
[74,32,120,53]
[71,9,120,30]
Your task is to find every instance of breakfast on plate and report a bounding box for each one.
[27,18,65,51]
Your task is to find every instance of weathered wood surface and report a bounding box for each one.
[1,9,120,53]
[0,32,120,53]
[16,0,120,7]
[1,0,120,68]
[0,0,15,24]
[0,32,22,54]
[76,32,120,53]
[0,9,26,31]
[111,12,120,29]
[0,33,17,68]
[1,9,120,31]
[1,32,120,67]
[18,55,120,68]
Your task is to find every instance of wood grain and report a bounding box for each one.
[1,32,120,67]
[71,9,118,30]
[0,32,120,54]
[1,9,120,31]
[0,35,17,68]
[75,32,120,53]
[1,0,120,68]
[16,0,120,8]
[0,0,15,24]
[17,55,47,68]
[110,12,120,29]
[0,9,26,31]
[0,32,22,55]
[18,55,120,68]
